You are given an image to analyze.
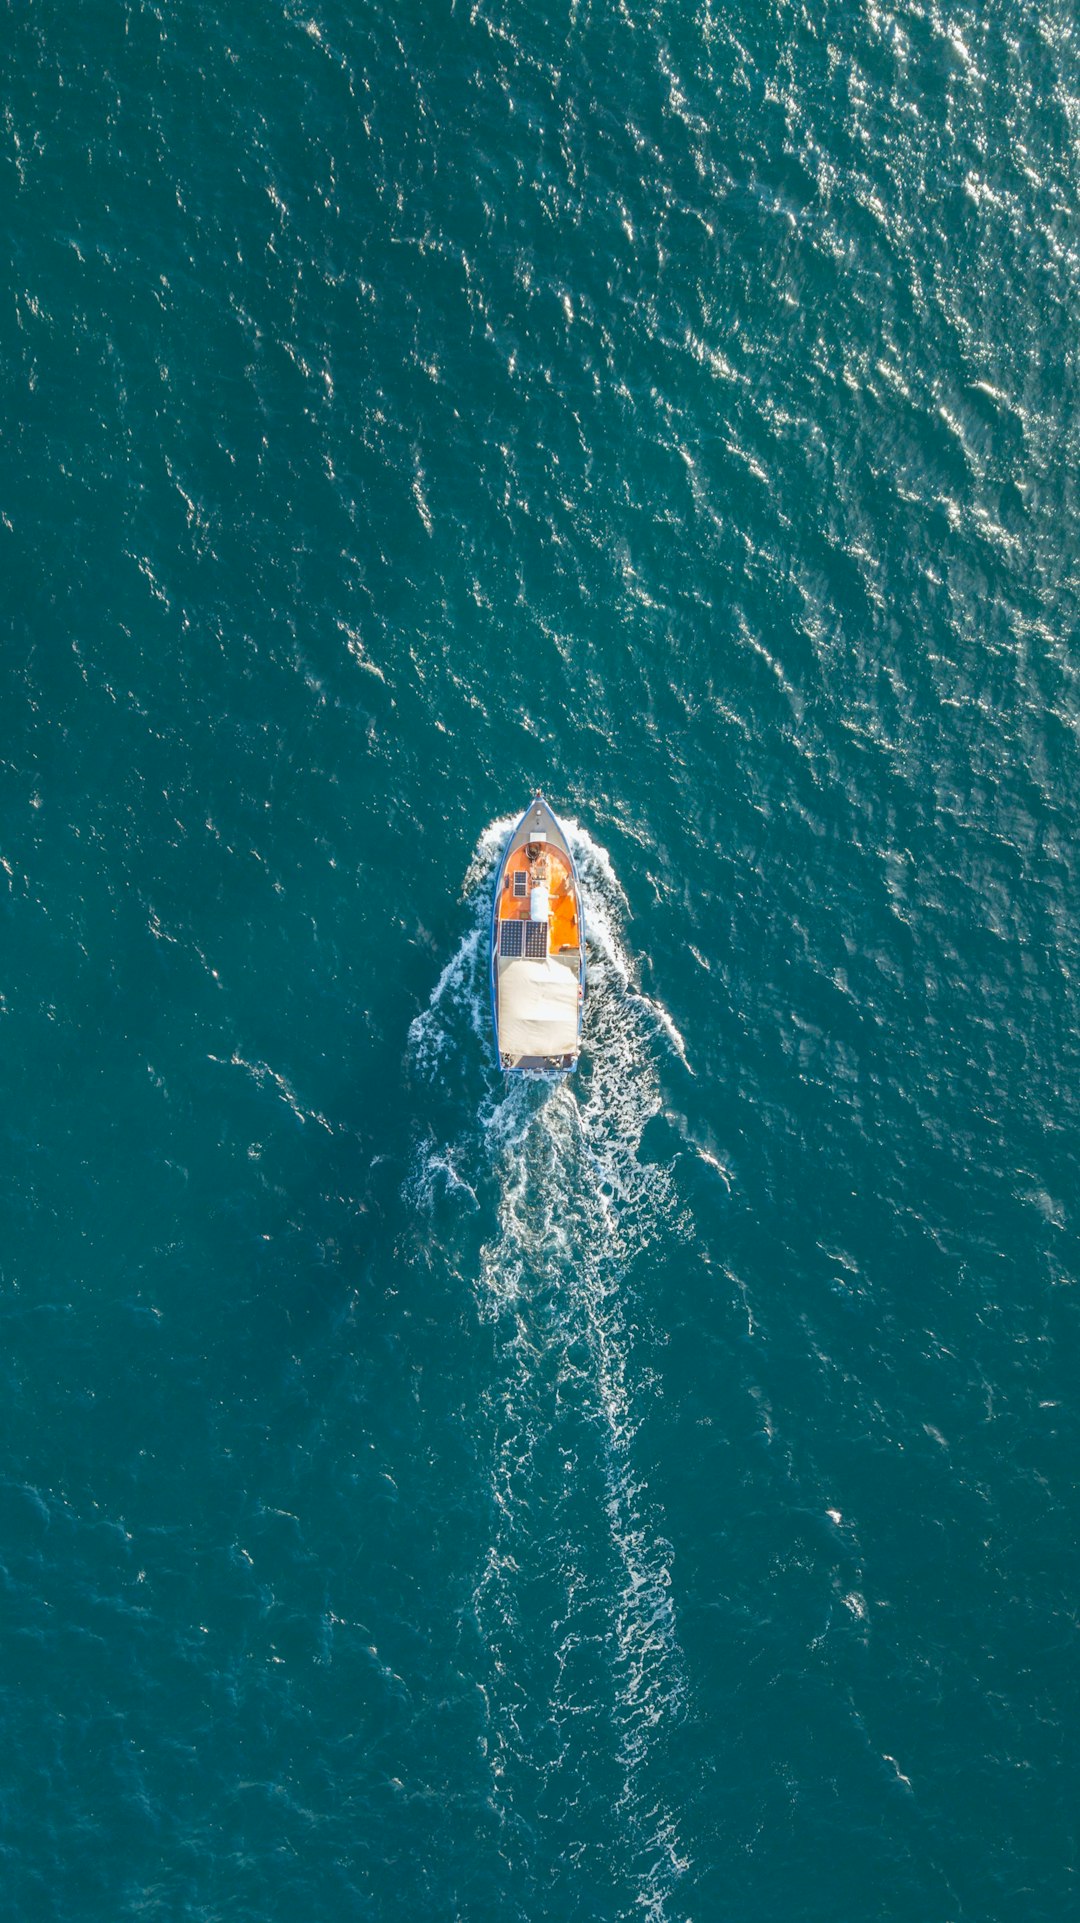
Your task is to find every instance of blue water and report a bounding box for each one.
[3,2,1078,1917]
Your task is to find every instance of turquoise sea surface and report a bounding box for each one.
[3,3,1078,1918]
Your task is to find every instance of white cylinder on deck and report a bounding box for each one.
[529,883,550,923]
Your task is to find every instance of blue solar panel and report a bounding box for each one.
[525,922,548,960]
[499,920,524,957]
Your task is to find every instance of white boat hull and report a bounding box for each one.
[490,796,586,1073]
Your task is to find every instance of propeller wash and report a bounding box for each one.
[408,818,693,1919]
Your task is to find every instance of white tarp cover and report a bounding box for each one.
[497,957,579,1057]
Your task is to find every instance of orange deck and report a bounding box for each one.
[497,847,580,954]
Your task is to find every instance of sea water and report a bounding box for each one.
[3,3,1077,1918]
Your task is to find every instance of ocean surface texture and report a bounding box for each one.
[3,3,1078,1918]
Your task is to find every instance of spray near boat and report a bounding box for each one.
[490,796,586,1072]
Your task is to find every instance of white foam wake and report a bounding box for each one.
[407,815,692,1918]
[405,813,514,1083]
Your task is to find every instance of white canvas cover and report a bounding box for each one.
[497,957,579,1057]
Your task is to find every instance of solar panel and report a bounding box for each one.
[512,871,527,897]
[525,921,548,960]
[499,919,524,957]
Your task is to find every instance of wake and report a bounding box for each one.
[408,817,692,1919]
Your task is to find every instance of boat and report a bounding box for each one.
[490,795,586,1072]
